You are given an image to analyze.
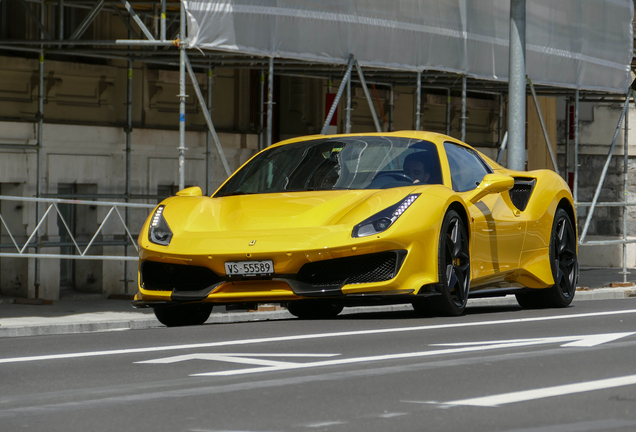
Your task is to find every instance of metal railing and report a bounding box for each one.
[0,195,155,261]
[574,90,634,282]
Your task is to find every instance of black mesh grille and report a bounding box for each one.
[509,178,536,212]
[141,261,220,292]
[296,251,403,287]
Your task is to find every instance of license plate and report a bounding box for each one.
[225,260,274,276]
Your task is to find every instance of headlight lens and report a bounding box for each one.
[149,205,173,246]
[352,194,420,238]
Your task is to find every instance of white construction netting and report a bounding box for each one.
[184,0,634,93]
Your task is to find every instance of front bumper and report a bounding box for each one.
[136,249,408,305]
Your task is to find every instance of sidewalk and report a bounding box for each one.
[0,267,635,338]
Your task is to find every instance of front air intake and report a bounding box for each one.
[295,250,406,288]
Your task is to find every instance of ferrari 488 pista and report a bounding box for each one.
[133,131,578,326]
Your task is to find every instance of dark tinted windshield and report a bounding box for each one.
[215,136,442,197]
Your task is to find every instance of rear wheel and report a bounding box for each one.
[414,209,470,316]
[154,303,213,327]
[516,208,578,309]
[287,300,343,319]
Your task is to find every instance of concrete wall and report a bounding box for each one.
[557,100,636,266]
[0,121,258,300]
[558,102,636,237]
[0,56,247,132]
[0,52,261,299]
[578,237,636,269]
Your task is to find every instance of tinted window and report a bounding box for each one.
[215,137,443,196]
[444,142,492,192]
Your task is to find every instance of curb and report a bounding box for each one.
[0,318,160,338]
[1,289,635,338]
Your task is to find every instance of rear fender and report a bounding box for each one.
[519,170,575,251]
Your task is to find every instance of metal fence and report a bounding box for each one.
[0,195,155,261]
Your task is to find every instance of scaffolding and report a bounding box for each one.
[0,0,634,298]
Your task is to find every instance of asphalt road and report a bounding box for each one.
[2,299,636,432]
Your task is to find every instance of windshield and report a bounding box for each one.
[214,136,443,197]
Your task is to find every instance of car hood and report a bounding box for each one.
[160,187,429,234]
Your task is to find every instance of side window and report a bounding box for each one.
[444,142,492,192]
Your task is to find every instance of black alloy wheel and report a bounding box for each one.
[516,207,578,308]
[154,303,213,327]
[414,209,470,316]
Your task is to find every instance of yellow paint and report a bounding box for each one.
[516,248,554,288]
[176,186,203,197]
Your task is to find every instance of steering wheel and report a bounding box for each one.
[373,172,415,184]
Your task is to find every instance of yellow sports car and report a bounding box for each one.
[133,131,578,326]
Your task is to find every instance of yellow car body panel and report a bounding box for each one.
[138,185,456,303]
[135,131,577,311]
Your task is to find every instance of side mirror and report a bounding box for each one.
[176,186,203,197]
[466,174,514,204]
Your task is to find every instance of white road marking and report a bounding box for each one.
[377,412,407,418]
[135,353,339,367]
[303,421,347,428]
[1,308,636,365]
[421,374,636,407]
[189,333,635,377]
[431,332,635,348]
[189,430,276,432]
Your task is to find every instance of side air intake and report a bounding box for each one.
[509,178,536,212]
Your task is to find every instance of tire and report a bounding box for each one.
[414,209,470,316]
[287,300,343,319]
[154,303,213,327]
[516,208,578,309]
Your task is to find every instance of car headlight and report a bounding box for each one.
[352,194,420,238]
[148,205,173,246]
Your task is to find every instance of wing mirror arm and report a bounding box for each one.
[176,186,203,197]
[466,174,515,204]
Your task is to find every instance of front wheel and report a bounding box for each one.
[414,209,470,316]
[516,207,578,309]
[154,303,213,327]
